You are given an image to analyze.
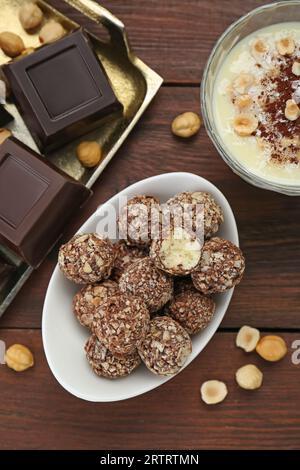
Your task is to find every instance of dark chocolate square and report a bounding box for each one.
[3,30,122,152]
[0,138,91,267]
[0,154,48,228]
[27,46,100,119]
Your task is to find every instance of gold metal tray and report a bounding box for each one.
[0,0,163,317]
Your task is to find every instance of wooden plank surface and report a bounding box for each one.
[0,0,300,451]
[1,87,300,329]
[0,329,299,450]
[50,0,274,84]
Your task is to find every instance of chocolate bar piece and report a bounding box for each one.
[0,104,14,127]
[3,29,123,152]
[0,137,91,267]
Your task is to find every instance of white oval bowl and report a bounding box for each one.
[42,172,239,402]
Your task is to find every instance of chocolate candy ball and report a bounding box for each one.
[92,293,150,356]
[85,334,141,379]
[149,226,202,276]
[165,288,215,335]
[58,233,115,284]
[119,257,173,313]
[138,316,192,376]
[166,191,224,239]
[191,237,245,294]
[118,195,160,247]
[73,280,119,328]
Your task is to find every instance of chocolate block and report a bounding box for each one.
[3,29,122,152]
[0,137,91,267]
[0,104,13,127]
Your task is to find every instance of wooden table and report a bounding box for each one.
[1,0,300,450]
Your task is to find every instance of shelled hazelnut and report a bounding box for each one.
[200,380,228,405]
[256,335,287,362]
[276,37,295,56]
[235,364,263,390]
[19,2,44,31]
[76,141,102,168]
[39,21,66,44]
[171,111,201,138]
[236,325,260,352]
[5,344,34,372]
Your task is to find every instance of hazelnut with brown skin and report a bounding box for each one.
[0,32,25,58]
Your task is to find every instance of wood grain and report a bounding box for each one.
[49,0,274,84]
[1,87,299,329]
[0,329,299,450]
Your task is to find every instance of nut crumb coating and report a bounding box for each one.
[118,195,160,247]
[58,233,115,284]
[112,240,147,281]
[73,280,119,328]
[138,316,192,376]
[165,289,215,335]
[191,237,245,294]
[119,257,173,313]
[167,191,224,239]
[85,334,141,379]
[92,293,150,356]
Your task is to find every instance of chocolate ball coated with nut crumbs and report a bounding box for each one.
[138,316,192,375]
[85,334,141,379]
[167,191,224,239]
[58,233,115,284]
[73,280,119,328]
[118,195,160,247]
[149,226,202,276]
[191,237,245,294]
[92,293,150,356]
[112,240,147,281]
[119,257,173,313]
[165,289,215,335]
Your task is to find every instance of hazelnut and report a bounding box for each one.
[0,128,12,145]
[236,364,263,390]
[236,325,260,352]
[0,32,25,58]
[233,114,258,136]
[256,335,287,362]
[76,141,102,168]
[285,99,300,121]
[39,21,66,44]
[276,37,295,56]
[200,380,228,405]
[233,73,254,94]
[19,2,44,31]
[5,344,34,372]
[292,61,300,76]
[235,94,253,110]
[250,39,268,61]
[171,111,201,138]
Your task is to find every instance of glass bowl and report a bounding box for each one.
[201,1,300,196]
